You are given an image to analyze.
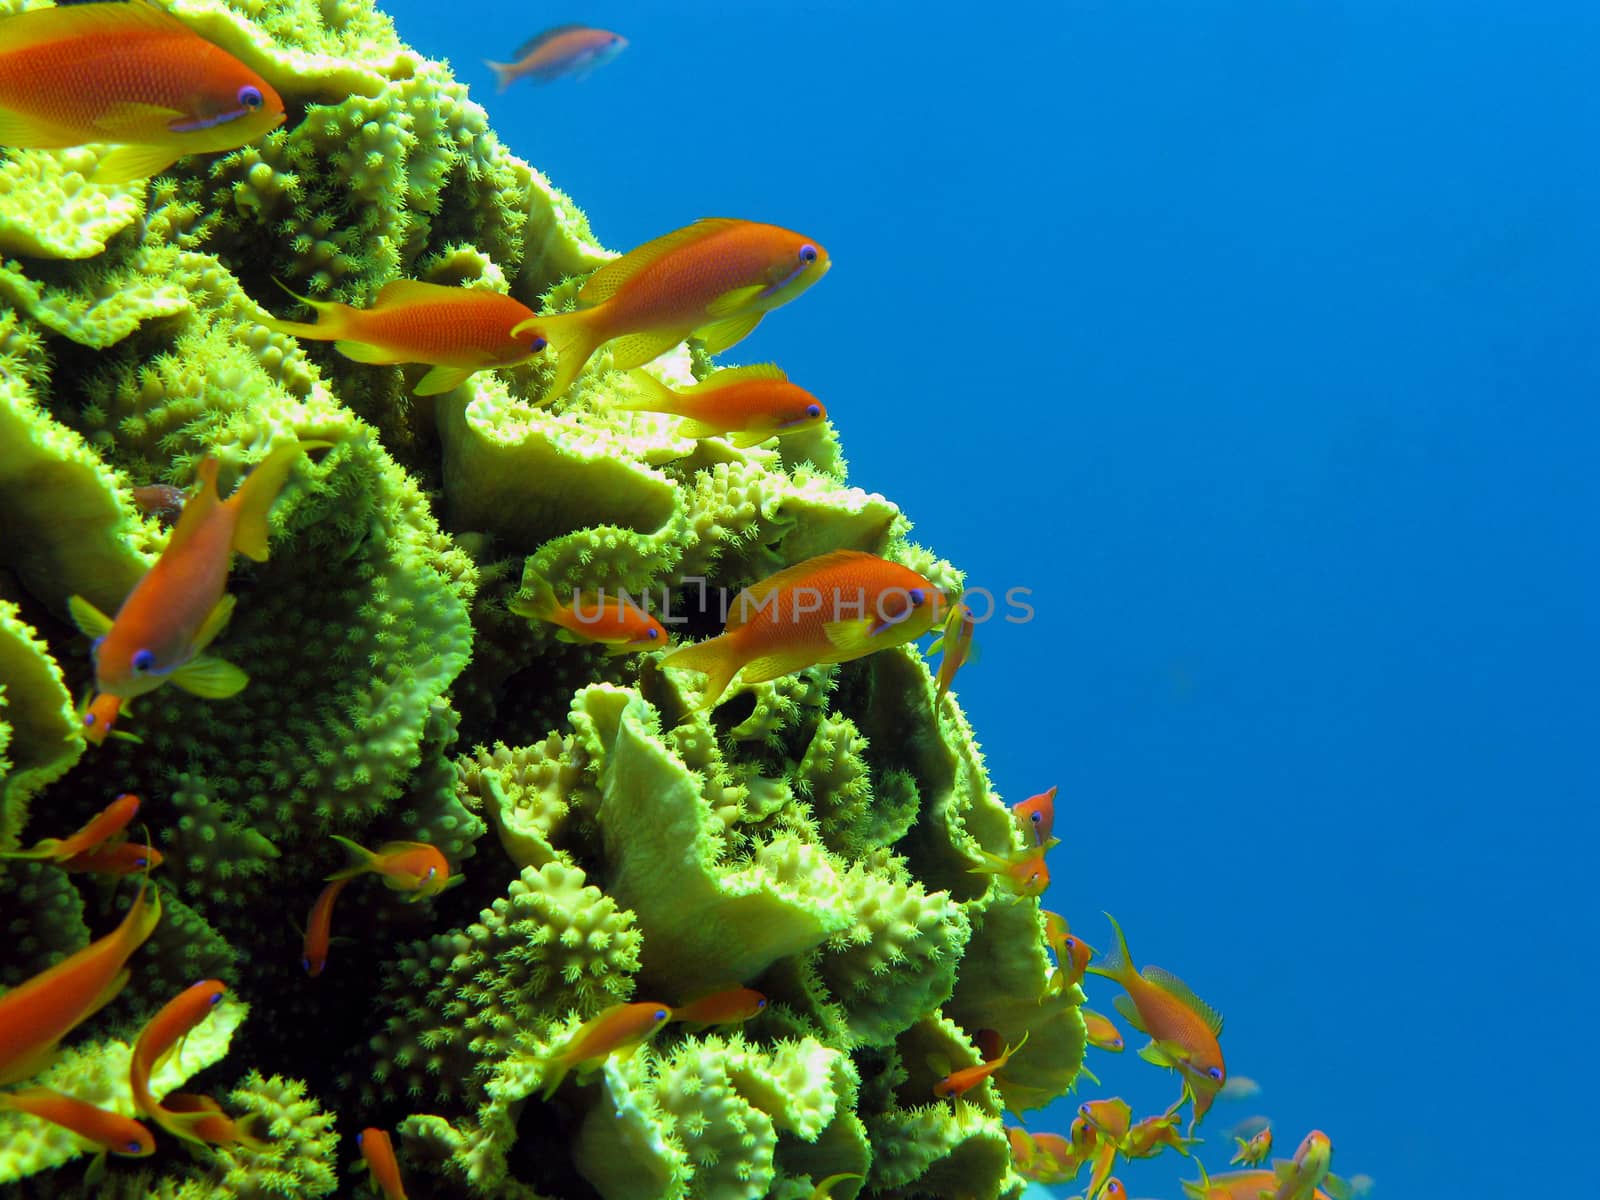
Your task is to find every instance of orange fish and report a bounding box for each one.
[1078,1097,1132,1143]
[153,1092,269,1150]
[669,987,768,1029]
[1012,785,1059,848]
[69,441,327,741]
[620,364,827,448]
[0,1088,154,1181]
[483,25,627,93]
[300,878,349,977]
[1123,1107,1196,1160]
[929,600,975,702]
[1010,1128,1083,1185]
[1231,1126,1273,1166]
[1043,912,1095,994]
[358,1126,408,1199]
[1268,1130,1341,1200]
[509,573,668,654]
[0,877,160,1085]
[510,218,831,404]
[1081,1008,1124,1053]
[260,280,544,396]
[661,550,941,708]
[1087,914,1226,1125]
[58,841,164,877]
[1182,1165,1336,1200]
[540,1001,672,1099]
[130,482,187,522]
[327,836,457,901]
[0,793,140,862]
[78,692,129,745]
[0,0,285,184]
[129,979,228,1143]
[967,846,1049,900]
[933,1030,1029,1100]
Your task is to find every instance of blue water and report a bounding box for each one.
[382,2,1599,1196]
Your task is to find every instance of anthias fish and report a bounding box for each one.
[619,364,826,448]
[484,25,627,93]
[0,0,285,183]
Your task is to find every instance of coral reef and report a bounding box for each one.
[0,0,1084,1194]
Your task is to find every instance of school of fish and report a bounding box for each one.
[0,9,1364,1197]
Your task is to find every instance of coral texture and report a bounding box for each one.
[0,0,1083,1195]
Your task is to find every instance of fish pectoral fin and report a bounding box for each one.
[822,617,881,658]
[1111,992,1148,1033]
[88,143,182,186]
[705,284,767,317]
[333,339,408,365]
[1323,1173,1353,1200]
[726,429,777,449]
[67,595,115,639]
[191,594,237,656]
[93,101,187,137]
[693,310,763,355]
[84,1150,108,1186]
[674,418,721,441]
[169,655,249,699]
[413,364,477,395]
[604,329,684,371]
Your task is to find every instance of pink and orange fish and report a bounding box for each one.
[58,841,164,877]
[358,1126,408,1199]
[300,878,350,977]
[620,364,827,448]
[1231,1126,1273,1166]
[0,793,140,862]
[1043,912,1095,994]
[484,25,627,93]
[261,280,545,396]
[662,550,941,708]
[129,979,227,1141]
[1012,785,1059,849]
[70,440,327,743]
[1081,1008,1125,1053]
[669,986,768,1029]
[327,835,458,901]
[968,846,1049,900]
[0,1088,154,1182]
[509,572,668,654]
[933,1030,1029,1101]
[511,218,831,404]
[540,1001,672,1099]
[0,0,285,183]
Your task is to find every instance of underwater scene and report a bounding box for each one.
[1,0,1593,1197]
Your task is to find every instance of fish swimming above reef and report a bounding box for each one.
[0,0,285,184]
[511,217,831,404]
[259,280,545,395]
[618,364,827,448]
[509,571,668,654]
[484,24,628,93]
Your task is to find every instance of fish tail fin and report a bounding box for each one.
[508,572,560,622]
[1086,911,1134,985]
[483,59,517,93]
[615,368,679,412]
[326,834,377,881]
[225,440,330,562]
[659,635,742,709]
[234,1112,274,1151]
[512,311,598,405]
[539,1053,571,1102]
[259,279,357,341]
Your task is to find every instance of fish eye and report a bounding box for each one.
[654,1008,668,1020]
[756,998,767,1008]
[356,1131,365,1148]
[126,1139,144,1153]
[84,712,98,728]
[799,243,818,264]
[132,649,155,673]
[301,957,312,972]
[1208,1067,1223,1080]
[647,627,660,639]
[528,335,548,352]
[425,867,436,880]
[805,403,821,418]
[1030,811,1043,824]
[909,588,926,605]
[209,991,224,1005]
[238,84,263,110]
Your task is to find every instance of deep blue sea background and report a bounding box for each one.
[377,2,1596,1196]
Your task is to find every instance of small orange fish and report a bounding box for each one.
[0,793,140,862]
[0,0,286,184]
[1012,1129,1082,1185]
[933,1030,1029,1100]
[130,482,188,522]
[967,846,1049,899]
[154,1092,269,1150]
[540,1001,672,1099]
[70,441,327,738]
[620,364,827,448]
[509,573,668,654]
[300,878,349,977]
[1087,914,1226,1125]
[358,1126,408,1199]
[929,601,975,702]
[0,1088,154,1180]
[669,987,768,1029]
[1181,1165,1336,1200]
[0,877,160,1085]
[129,979,228,1143]
[1081,1008,1124,1053]
[326,836,456,901]
[1012,785,1059,848]
[510,218,831,404]
[483,25,627,92]
[1269,1130,1339,1200]
[58,841,164,877]
[1123,1108,1196,1160]
[1078,1097,1132,1143]
[1231,1126,1272,1166]
[1043,912,1095,994]
[662,550,941,708]
[78,692,128,746]
[260,280,544,396]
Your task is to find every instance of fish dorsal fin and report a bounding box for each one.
[372,279,463,308]
[165,458,222,554]
[725,549,875,632]
[513,22,591,58]
[578,218,744,306]
[0,0,189,54]
[684,363,787,392]
[1141,966,1224,1036]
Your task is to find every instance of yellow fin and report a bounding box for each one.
[89,144,181,186]
[686,363,787,391]
[68,595,114,640]
[616,368,679,411]
[739,650,817,685]
[578,218,743,305]
[606,329,685,371]
[676,419,722,441]
[694,311,762,355]
[93,101,187,138]
[169,655,248,699]
[190,594,236,656]
[0,112,76,149]
[226,441,329,562]
[726,429,776,449]
[705,284,766,317]
[334,339,407,365]
[413,364,476,395]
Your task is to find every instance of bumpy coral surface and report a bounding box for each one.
[0,0,1084,1195]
